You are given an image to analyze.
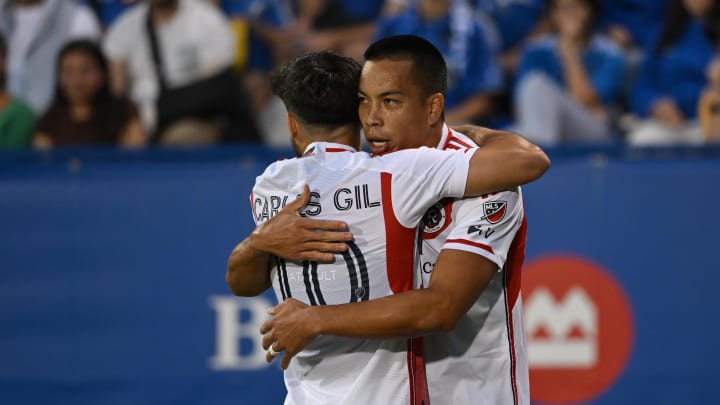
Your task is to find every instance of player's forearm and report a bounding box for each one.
[308,289,460,339]
[462,127,550,195]
[226,233,272,297]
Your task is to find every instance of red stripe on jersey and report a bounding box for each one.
[380,172,427,403]
[380,172,416,294]
[446,144,461,150]
[407,337,430,405]
[506,216,526,311]
[445,238,495,254]
[504,216,528,405]
[448,135,474,150]
[326,148,350,153]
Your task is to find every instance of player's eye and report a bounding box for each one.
[383,98,397,106]
[358,95,368,103]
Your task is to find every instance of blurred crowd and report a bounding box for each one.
[0,0,718,149]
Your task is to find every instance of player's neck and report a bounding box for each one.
[301,124,361,151]
[423,122,444,148]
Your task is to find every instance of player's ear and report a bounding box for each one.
[427,93,445,126]
[287,112,299,140]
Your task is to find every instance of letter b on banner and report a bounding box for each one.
[208,295,273,370]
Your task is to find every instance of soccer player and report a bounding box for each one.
[227,48,548,404]
[258,35,535,404]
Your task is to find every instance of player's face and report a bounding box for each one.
[358,59,434,155]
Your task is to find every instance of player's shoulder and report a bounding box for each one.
[255,157,300,183]
[454,187,523,209]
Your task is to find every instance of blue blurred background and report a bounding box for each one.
[2,145,719,404]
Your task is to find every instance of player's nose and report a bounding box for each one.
[363,102,382,127]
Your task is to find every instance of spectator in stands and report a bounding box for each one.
[375,0,503,125]
[700,56,720,142]
[600,0,669,51]
[218,0,384,146]
[288,0,384,60]
[0,0,101,113]
[32,40,145,149]
[220,0,295,146]
[473,0,548,75]
[0,31,34,148]
[104,0,260,144]
[514,0,624,145]
[628,0,719,145]
[83,0,141,28]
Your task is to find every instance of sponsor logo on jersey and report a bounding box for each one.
[523,255,634,404]
[483,201,506,224]
[467,224,495,238]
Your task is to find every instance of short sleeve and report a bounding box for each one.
[383,147,474,228]
[442,188,524,269]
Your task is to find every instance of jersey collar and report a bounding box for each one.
[303,142,357,157]
[437,123,453,150]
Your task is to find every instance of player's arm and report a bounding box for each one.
[226,185,353,296]
[459,125,550,195]
[260,250,494,369]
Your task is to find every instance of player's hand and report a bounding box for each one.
[260,298,315,370]
[251,185,353,262]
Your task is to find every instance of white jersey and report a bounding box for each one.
[417,125,530,405]
[251,141,474,405]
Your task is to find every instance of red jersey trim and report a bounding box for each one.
[407,337,430,405]
[445,238,495,254]
[503,216,527,405]
[380,172,416,293]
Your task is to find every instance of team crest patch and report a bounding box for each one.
[422,202,447,234]
[483,201,507,224]
[421,199,453,238]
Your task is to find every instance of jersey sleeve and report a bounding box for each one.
[442,188,524,269]
[388,147,473,227]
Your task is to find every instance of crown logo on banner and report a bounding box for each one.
[525,287,597,368]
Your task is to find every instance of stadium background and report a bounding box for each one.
[2,144,719,404]
[2,0,720,403]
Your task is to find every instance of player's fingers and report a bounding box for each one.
[261,330,274,350]
[297,217,350,232]
[301,241,348,253]
[295,250,337,262]
[260,320,272,336]
[280,351,296,370]
[266,345,282,363]
[283,184,311,213]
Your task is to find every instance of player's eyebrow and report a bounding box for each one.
[357,89,405,98]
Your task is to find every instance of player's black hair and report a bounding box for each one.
[363,35,448,97]
[270,51,361,127]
